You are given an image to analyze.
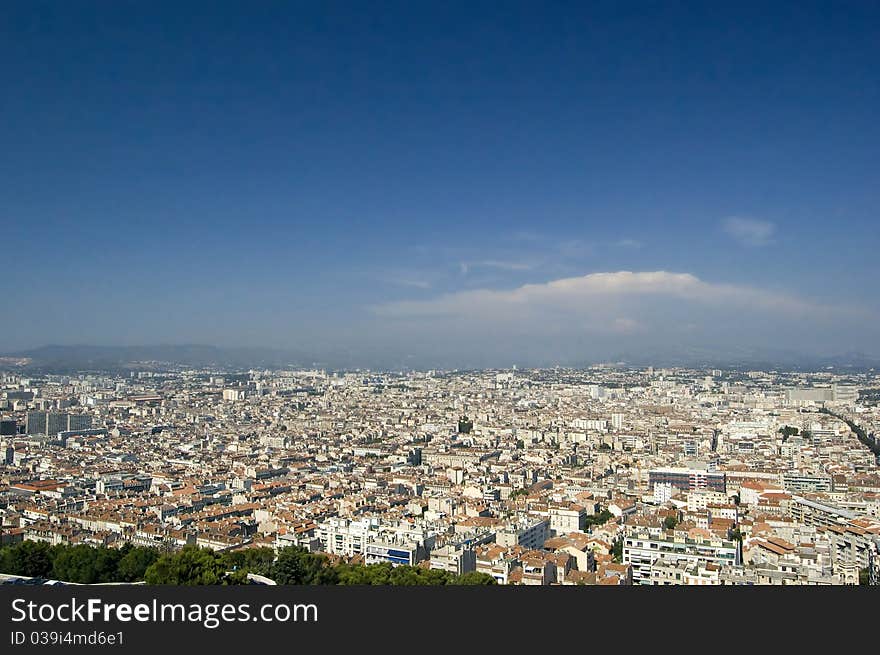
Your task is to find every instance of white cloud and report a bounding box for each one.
[374,270,821,320]
[365,270,877,364]
[722,217,776,247]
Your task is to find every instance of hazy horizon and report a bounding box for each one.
[5,341,880,373]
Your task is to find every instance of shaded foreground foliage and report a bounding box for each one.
[0,542,496,585]
[0,541,158,583]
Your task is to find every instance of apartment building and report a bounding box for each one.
[429,544,477,575]
[623,528,739,584]
[316,517,431,566]
[649,467,726,494]
[548,503,587,536]
[495,518,550,550]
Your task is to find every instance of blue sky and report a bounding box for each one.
[2,2,879,366]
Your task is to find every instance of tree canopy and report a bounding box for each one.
[0,541,159,583]
[144,545,248,585]
[1,542,497,586]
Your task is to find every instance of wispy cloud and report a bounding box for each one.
[379,273,433,289]
[722,217,776,247]
[459,260,534,276]
[511,231,641,254]
[391,278,432,289]
[614,238,643,249]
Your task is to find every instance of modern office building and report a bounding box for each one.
[25,411,46,435]
[26,412,92,436]
[67,414,93,432]
[46,413,67,436]
[649,467,727,494]
[785,384,858,404]
[4,391,34,402]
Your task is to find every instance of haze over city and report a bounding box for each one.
[3,2,879,367]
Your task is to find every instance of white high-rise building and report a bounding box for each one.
[654,482,674,504]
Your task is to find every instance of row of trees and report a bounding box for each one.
[146,546,495,585]
[265,548,495,585]
[820,408,880,457]
[1,542,497,586]
[0,541,158,583]
[144,546,251,585]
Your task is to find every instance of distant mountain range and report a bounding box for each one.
[604,346,880,371]
[3,343,880,373]
[3,344,313,373]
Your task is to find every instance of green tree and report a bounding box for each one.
[337,561,396,585]
[611,538,624,563]
[388,565,428,585]
[584,509,614,529]
[453,571,497,585]
[363,562,395,585]
[93,546,124,583]
[144,545,244,585]
[52,544,101,584]
[859,567,870,586]
[663,515,678,530]
[116,547,159,582]
[270,547,337,585]
[222,547,275,576]
[335,562,376,585]
[0,541,56,578]
[421,568,457,585]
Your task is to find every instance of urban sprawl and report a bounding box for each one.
[1,365,879,586]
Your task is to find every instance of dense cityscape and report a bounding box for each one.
[1,363,878,586]
[3,8,879,655]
